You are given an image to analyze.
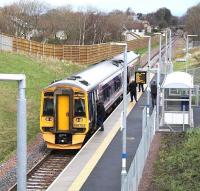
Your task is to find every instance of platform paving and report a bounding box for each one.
[47,87,147,191]
[81,91,148,191]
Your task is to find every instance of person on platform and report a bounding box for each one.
[97,100,106,131]
[138,83,144,92]
[129,80,137,102]
[151,80,157,108]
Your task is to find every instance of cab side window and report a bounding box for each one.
[74,99,86,117]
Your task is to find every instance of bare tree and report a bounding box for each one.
[185,3,200,36]
[0,2,153,44]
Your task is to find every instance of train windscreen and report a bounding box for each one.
[43,98,54,116]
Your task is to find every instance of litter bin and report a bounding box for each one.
[181,96,189,111]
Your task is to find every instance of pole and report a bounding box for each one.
[147,37,151,116]
[0,33,2,50]
[156,34,162,130]
[183,105,185,131]
[186,35,189,72]
[169,29,173,72]
[121,43,127,191]
[0,74,27,191]
[17,78,27,191]
[165,31,168,66]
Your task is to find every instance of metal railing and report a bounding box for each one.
[189,41,200,49]
[122,107,156,191]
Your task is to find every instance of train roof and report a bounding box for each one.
[48,51,139,92]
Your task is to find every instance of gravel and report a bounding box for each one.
[0,133,50,191]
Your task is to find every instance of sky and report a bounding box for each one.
[0,0,199,16]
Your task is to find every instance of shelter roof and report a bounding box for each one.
[162,72,193,89]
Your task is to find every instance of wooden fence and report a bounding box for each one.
[1,33,159,65]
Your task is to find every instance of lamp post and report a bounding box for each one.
[154,33,162,130]
[110,42,128,191]
[143,36,151,116]
[168,29,173,72]
[165,30,168,66]
[0,74,27,191]
[186,34,198,72]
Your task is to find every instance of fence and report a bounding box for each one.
[189,41,200,49]
[0,33,159,65]
[122,107,156,191]
[187,67,200,106]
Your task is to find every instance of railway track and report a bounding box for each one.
[9,151,75,191]
[142,36,178,67]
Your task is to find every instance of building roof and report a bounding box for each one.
[48,51,139,92]
[162,72,193,89]
[127,22,145,30]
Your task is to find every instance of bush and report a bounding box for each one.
[154,130,200,191]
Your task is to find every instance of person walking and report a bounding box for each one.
[97,100,106,131]
[129,80,137,102]
[151,80,157,108]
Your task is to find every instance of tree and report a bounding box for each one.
[185,3,200,36]
[0,0,48,38]
[146,7,174,29]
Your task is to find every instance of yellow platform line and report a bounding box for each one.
[68,92,145,191]
[69,74,155,191]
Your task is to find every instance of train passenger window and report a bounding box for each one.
[43,98,54,116]
[129,67,135,80]
[114,76,121,91]
[103,84,110,101]
[74,99,86,117]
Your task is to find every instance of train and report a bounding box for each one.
[40,51,140,149]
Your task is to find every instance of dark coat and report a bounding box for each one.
[151,83,157,98]
[97,102,106,126]
[129,81,137,93]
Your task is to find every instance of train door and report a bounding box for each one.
[55,89,73,132]
[57,95,70,131]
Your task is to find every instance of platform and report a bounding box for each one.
[47,75,154,191]
[47,51,171,191]
[81,91,149,191]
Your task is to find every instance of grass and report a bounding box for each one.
[174,48,200,72]
[135,41,159,56]
[153,130,200,191]
[173,48,200,84]
[0,51,87,162]
[173,61,187,71]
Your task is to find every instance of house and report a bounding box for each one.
[142,20,152,33]
[27,29,40,40]
[127,22,146,37]
[55,30,67,40]
[122,30,141,41]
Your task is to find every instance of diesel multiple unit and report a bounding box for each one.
[40,51,140,149]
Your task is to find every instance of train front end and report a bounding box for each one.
[40,84,89,150]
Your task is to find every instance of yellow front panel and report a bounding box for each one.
[58,95,69,131]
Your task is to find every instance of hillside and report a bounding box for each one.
[174,48,200,84]
[0,52,86,162]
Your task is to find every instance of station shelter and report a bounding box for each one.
[161,71,194,127]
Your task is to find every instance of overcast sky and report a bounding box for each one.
[0,0,199,16]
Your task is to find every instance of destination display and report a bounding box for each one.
[135,71,147,84]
